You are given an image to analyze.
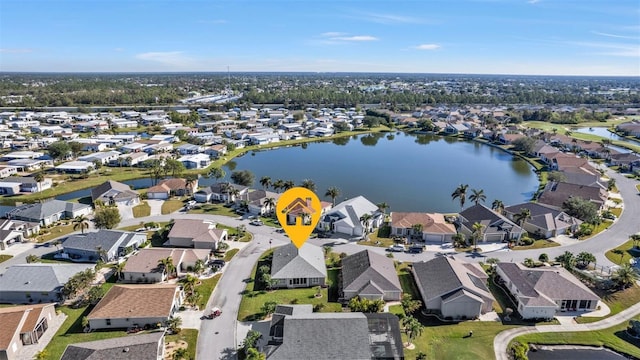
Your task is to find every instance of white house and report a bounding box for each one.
[318,196,383,237]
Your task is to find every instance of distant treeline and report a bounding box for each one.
[0,73,638,108]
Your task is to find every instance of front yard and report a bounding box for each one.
[357,226,396,248]
[194,274,222,309]
[132,201,151,218]
[166,329,198,360]
[605,239,640,266]
[35,222,78,243]
[575,285,640,324]
[161,199,185,214]
[187,203,238,217]
[0,254,12,263]
[512,239,560,250]
[237,250,342,321]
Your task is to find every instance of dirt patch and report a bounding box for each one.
[165,340,187,359]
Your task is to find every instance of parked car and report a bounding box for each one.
[250,220,263,226]
[210,259,226,267]
[387,244,406,252]
[408,245,424,254]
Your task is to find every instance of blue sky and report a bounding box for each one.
[1,0,639,75]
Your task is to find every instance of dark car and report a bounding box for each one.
[210,259,226,267]
[408,245,424,254]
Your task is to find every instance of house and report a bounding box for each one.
[0,176,53,193]
[0,263,94,304]
[6,200,92,226]
[204,144,227,158]
[60,332,165,360]
[0,165,19,178]
[537,182,608,211]
[265,305,403,360]
[178,153,211,169]
[240,189,280,215]
[146,178,197,199]
[341,250,402,301]
[55,161,95,174]
[176,143,204,155]
[91,180,140,206]
[445,123,468,134]
[113,152,149,167]
[62,230,146,262]
[271,243,327,288]
[390,212,457,243]
[121,248,210,283]
[457,204,524,242]
[86,284,183,330]
[0,304,59,360]
[504,202,582,238]
[495,262,600,320]
[165,219,227,249]
[609,152,640,170]
[78,150,121,165]
[318,196,383,237]
[193,182,249,203]
[412,257,495,319]
[0,219,40,250]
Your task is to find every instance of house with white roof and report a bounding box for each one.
[178,153,211,169]
[317,196,383,237]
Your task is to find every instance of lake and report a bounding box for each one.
[528,346,630,360]
[574,127,640,149]
[222,133,539,213]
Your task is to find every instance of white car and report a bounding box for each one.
[388,245,406,252]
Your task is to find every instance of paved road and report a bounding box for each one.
[494,301,640,360]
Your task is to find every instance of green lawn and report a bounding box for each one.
[0,254,13,263]
[218,224,252,242]
[513,316,640,359]
[188,203,238,217]
[576,285,640,324]
[36,222,79,243]
[195,274,222,309]
[223,248,239,262]
[166,329,198,360]
[238,249,342,321]
[132,201,151,218]
[605,239,640,265]
[43,306,126,359]
[161,199,184,214]
[636,184,640,192]
[610,207,623,217]
[512,239,560,250]
[579,220,613,240]
[357,226,395,248]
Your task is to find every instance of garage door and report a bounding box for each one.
[336,225,353,236]
[424,233,442,242]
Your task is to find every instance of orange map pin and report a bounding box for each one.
[275,187,322,248]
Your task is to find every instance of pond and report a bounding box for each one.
[574,127,640,149]
[222,133,539,213]
[528,346,629,360]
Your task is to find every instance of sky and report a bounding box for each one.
[1,0,639,76]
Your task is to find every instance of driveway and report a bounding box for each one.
[146,199,164,216]
[116,203,134,221]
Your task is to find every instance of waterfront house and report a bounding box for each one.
[318,196,383,237]
[537,182,608,211]
[457,204,523,242]
[62,230,146,262]
[6,200,92,226]
[390,212,457,243]
[91,180,140,206]
[146,178,196,199]
[54,161,95,174]
[178,153,211,169]
[504,202,582,238]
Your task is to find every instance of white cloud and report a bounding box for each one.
[591,31,639,40]
[332,35,378,41]
[135,51,194,67]
[569,41,640,57]
[0,48,33,53]
[359,12,424,24]
[414,44,441,50]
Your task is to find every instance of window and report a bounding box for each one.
[106,319,111,326]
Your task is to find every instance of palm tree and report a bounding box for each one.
[325,187,340,206]
[491,199,504,213]
[283,180,295,190]
[115,261,126,280]
[259,176,272,190]
[33,172,45,192]
[471,222,485,251]
[411,223,424,239]
[452,233,467,248]
[402,316,424,347]
[359,213,373,236]
[229,187,241,204]
[158,256,176,279]
[193,259,206,275]
[300,179,316,192]
[185,174,198,196]
[512,208,531,246]
[73,215,90,234]
[272,179,284,192]
[377,202,389,215]
[469,188,486,206]
[181,274,199,296]
[451,184,469,210]
[264,197,276,215]
[613,264,639,289]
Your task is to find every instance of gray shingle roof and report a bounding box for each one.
[6,200,90,221]
[0,263,94,293]
[91,180,138,202]
[63,230,137,252]
[342,250,401,295]
[60,332,163,360]
[271,243,327,279]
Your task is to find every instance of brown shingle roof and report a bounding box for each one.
[0,304,54,349]
[391,212,456,234]
[87,284,179,320]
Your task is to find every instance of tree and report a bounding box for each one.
[548,171,567,183]
[86,286,104,305]
[165,159,186,178]
[538,253,549,263]
[401,294,422,315]
[612,249,625,265]
[523,258,535,268]
[259,176,271,190]
[471,222,485,251]
[562,196,600,224]
[272,179,284,192]
[47,141,71,161]
[359,213,373,236]
[93,207,121,229]
[240,330,263,356]
[261,301,277,317]
[158,256,176,279]
[555,251,576,270]
[511,137,536,154]
[491,199,504,213]
[512,208,531,246]
[607,178,616,191]
[26,254,40,263]
[576,251,596,269]
[115,261,126,280]
[193,259,206,275]
[73,215,90,234]
[300,179,316,192]
[167,316,183,334]
[264,197,276,215]
[245,348,266,360]
[452,233,467,248]
[33,172,45,192]
[231,170,255,186]
[613,264,639,289]
[451,184,469,210]
[185,174,199,195]
[325,186,340,206]
[283,180,295,190]
[181,274,198,297]
[377,202,389,215]
[207,167,226,181]
[402,316,424,347]
[469,188,486,206]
